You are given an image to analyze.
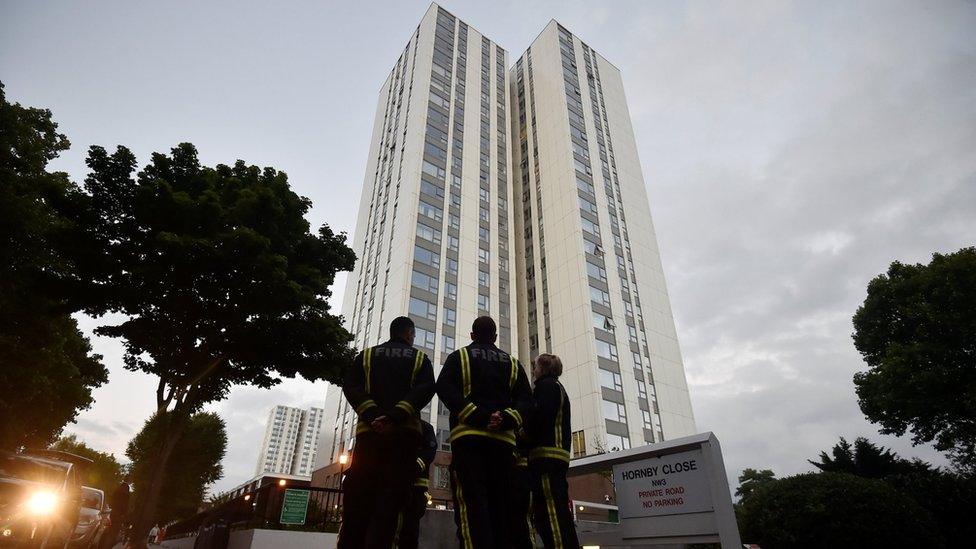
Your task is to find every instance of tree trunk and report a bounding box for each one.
[128,410,189,548]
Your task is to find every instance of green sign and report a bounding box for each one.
[280,489,310,525]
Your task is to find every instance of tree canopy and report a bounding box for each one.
[808,436,931,479]
[49,435,124,493]
[0,81,107,450]
[734,468,776,501]
[127,411,227,524]
[852,247,976,471]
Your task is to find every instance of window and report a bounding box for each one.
[478,270,490,287]
[421,179,445,198]
[479,249,490,263]
[448,235,459,252]
[447,258,458,275]
[586,260,607,281]
[444,308,456,326]
[605,434,631,452]
[578,195,598,215]
[449,214,460,230]
[636,378,648,400]
[409,297,437,320]
[602,399,626,423]
[595,339,618,361]
[478,294,489,312]
[416,224,442,244]
[599,368,622,392]
[411,270,438,293]
[415,326,436,349]
[593,311,614,331]
[642,409,653,429]
[633,352,642,367]
[414,245,440,268]
[571,430,586,458]
[445,281,457,300]
[442,334,456,351]
[422,161,446,180]
[419,201,443,222]
[628,325,639,343]
[581,217,600,237]
[590,286,611,307]
[583,239,603,257]
[435,464,451,486]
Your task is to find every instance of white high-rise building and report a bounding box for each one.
[317,4,694,473]
[256,405,324,477]
[318,4,516,469]
[510,23,695,455]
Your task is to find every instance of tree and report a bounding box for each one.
[734,468,775,501]
[852,248,976,471]
[808,436,930,479]
[75,143,356,543]
[738,472,941,548]
[127,412,227,524]
[49,435,124,493]
[0,81,107,450]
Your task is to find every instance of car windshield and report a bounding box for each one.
[0,454,67,485]
[81,487,103,509]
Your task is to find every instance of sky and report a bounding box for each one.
[2,0,974,494]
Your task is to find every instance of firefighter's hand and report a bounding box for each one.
[487,411,503,431]
[372,415,393,435]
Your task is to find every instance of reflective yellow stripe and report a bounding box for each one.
[414,477,429,488]
[411,350,425,386]
[450,425,516,445]
[542,474,563,547]
[364,347,373,393]
[395,400,415,415]
[356,421,372,435]
[453,471,473,549]
[504,408,523,428]
[530,447,570,463]
[555,383,565,449]
[392,509,403,548]
[355,399,377,414]
[509,356,518,389]
[417,457,426,470]
[516,456,528,467]
[458,402,477,422]
[460,347,471,397]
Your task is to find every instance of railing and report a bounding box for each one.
[165,484,343,538]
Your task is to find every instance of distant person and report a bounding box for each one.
[398,420,438,549]
[337,316,435,549]
[437,316,533,548]
[148,524,159,544]
[527,354,580,548]
[101,474,131,549]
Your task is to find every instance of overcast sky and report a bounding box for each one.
[3,0,974,494]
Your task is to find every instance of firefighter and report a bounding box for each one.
[527,354,580,548]
[337,316,435,549]
[436,316,533,548]
[398,420,438,549]
[508,429,535,549]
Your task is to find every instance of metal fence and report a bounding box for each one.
[165,484,343,538]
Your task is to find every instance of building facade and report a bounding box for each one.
[510,22,695,455]
[317,4,694,479]
[256,405,324,478]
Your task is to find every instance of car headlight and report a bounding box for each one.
[25,491,59,515]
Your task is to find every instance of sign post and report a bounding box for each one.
[279,489,310,525]
[569,432,741,548]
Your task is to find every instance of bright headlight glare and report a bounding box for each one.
[26,491,59,515]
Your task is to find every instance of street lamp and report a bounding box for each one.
[338,454,349,489]
[278,479,286,487]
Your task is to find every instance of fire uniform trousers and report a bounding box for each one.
[436,343,534,548]
[508,440,534,549]
[398,421,439,549]
[528,375,580,549]
[337,339,435,549]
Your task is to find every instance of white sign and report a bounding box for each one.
[613,448,713,518]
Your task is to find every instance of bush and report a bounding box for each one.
[739,472,942,548]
